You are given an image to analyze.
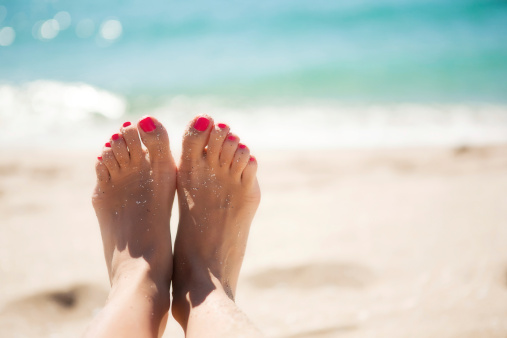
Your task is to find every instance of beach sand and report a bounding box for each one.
[0,145,506,337]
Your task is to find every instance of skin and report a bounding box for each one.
[171,115,262,337]
[87,117,176,338]
[87,115,262,337]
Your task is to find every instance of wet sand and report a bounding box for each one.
[0,146,506,337]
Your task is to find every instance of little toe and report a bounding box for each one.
[101,143,120,175]
[206,123,230,164]
[137,116,172,165]
[231,143,251,177]
[181,115,214,163]
[121,121,144,163]
[219,133,240,168]
[110,133,130,168]
[95,157,110,183]
[242,155,258,185]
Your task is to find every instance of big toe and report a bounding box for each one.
[137,116,172,165]
[181,115,214,163]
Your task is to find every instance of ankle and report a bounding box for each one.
[171,267,233,327]
[110,263,171,313]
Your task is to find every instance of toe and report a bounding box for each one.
[231,143,250,177]
[242,155,258,185]
[121,121,144,164]
[137,116,172,165]
[101,143,120,175]
[206,122,230,164]
[110,133,130,168]
[219,133,240,168]
[181,115,214,163]
[95,157,110,183]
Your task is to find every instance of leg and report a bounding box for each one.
[86,117,176,338]
[172,116,262,337]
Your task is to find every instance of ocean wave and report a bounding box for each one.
[0,80,126,149]
[1,81,506,150]
[0,80,126,120]
[146,97,507,149]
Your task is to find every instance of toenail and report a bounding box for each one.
[112,133,120,141]
[194,117,210,131]
[139,116,157,132]
[239,143,247,149]
[218,123,227,129]
[249,156,256,162]
[105,142,111,147]
[228,135,236,141]
[123,121,131,127]
[98,156,102,160]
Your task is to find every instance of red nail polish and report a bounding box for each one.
[98,156,102,160]
[228,135,236,141]
[218,123,227,129]
[249,156,256,162]
[139,116,156,132]
[105,142,111,148]
[112,133,120,141]
[239,143,247,149]
[194,117,210,131]
[123,121,131,127]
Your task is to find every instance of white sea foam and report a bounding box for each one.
[0,80,126,149]
[149,96,507,150]
[1,81,506,150]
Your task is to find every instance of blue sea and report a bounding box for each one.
[1,0,507,149]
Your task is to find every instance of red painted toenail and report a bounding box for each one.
[97,156,102,160]
[194,117,210,131]
[218,123,227,129]
[105,142,111,147]
[139,116,156,132]
[111,133,120,140]
[228,135,236,141]
[123,121,131,127]
[239,143,247,149]
[250,156,256,162]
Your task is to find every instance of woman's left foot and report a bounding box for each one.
[90,116,176,336]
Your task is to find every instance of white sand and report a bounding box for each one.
[0,145,506,337]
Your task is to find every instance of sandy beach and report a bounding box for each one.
[2,0,507,336]
[0,145,506,337]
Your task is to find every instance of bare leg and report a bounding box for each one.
[86,117,176,338]
[172,116,262,337]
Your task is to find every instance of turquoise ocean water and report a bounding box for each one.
[1,0,507,149]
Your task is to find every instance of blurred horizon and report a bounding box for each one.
[1,0,507,104]
[1,0,507,150]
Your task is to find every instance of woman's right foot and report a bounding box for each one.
[172,115,261,328]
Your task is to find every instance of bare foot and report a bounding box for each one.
[172,116,261,331]
[88,116,176,337]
